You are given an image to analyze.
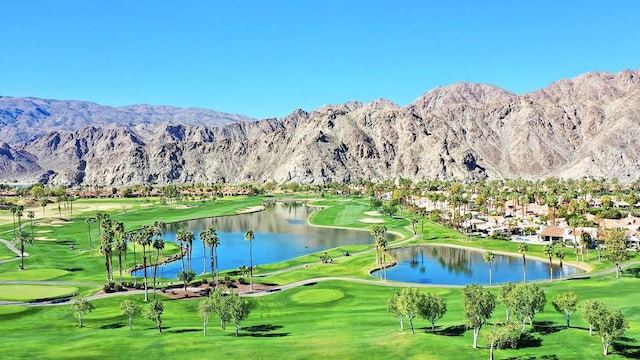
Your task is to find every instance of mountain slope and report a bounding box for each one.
[1,69,639,186]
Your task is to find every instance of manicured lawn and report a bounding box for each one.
[0,284,78,301]
[0,268,69,281]
[0,277,638,359]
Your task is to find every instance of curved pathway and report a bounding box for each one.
[0,238,28,264]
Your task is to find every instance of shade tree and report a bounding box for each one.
[552,292,578,328]
[463,284,496,349]
[71,299,95,328]
[120,299,142,330]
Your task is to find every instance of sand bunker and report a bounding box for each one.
[36,230,52,234]
[359,218,385,224]
[237,206,265,214]
[363,211,382,217]
[35,236,55,241]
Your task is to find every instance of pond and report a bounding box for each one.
[372,245,581,285]
[135,202,389,279]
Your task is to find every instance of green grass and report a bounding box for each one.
[0,195,638,359]
[0,277,638,359]
[0,268,69,281]
[0,284,79,301]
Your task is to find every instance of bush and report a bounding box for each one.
[238,277,247,285]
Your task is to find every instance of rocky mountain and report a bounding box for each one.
[1,69,639,186]
[0,97,255,145]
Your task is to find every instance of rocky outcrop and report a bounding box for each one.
[1,69,639,186]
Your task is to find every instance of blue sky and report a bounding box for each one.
[1,1,638,119]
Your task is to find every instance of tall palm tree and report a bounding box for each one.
[85,217,96,256]
[129,230,140,286]
[152,235,165,298]
[112,220,126,284]
[370,225,387,265]
[518,242,528,282]
[99,218,114,283]
[186,230,195,270]
[199,229,213,279]
[201,227,220,281]
[244,229,255,292]
[27,210,35,237]
[543,244,555,281]
[16,206,23,232]
[176,228,187,271]
[138,226,153,301]
[483,251,494,285]
[9,205,17,236]
[40,198,47,219]
[13,230,34,270]
[555,249,565,278]
[376,236,388,280]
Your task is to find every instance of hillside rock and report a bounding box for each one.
[1,69,639,186]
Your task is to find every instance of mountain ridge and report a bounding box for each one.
[1,69,639,186]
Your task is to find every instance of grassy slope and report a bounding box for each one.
[0,196,638,359]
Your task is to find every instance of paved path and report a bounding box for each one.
[0,238,28,264]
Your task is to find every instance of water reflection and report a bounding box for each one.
[135,203,394,278]
[374,245,581,285]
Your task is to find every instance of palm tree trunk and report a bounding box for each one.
[249,240,253,292]
[143,246,148,301]
[203,241,207,275]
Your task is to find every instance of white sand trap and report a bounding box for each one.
[237,206,265,214]
[363,211,382,217]
[36,230,52,234]
[359,218,385,224]
[35,236,55,241]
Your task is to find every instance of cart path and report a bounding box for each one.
[0,238,28,263]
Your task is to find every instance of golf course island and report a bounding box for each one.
[0,188,638,359]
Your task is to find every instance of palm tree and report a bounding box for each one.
[138,226,153,301]
[186,230,194,270]
[556,249,566,278]
[376,236,388,280]
[370,225,387,265]
[129,230,140,286]
[543,244,555,281]
[244,229,255,292]
[40,198,47,219]
[112,220,126,284]
[200,228,211,276]
[13,230,34,270]
[176,228,187,271]
[518,242,528,282]
[85,217,96,256]
[201,227,220,282]
[99,219,114,283]
[152,235,165,298]
[9,205,17,236]
[483,251,494,285]
[27,210,35,236]
[15,206,23,232]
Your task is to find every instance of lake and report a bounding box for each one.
[135,202,386,278]
[372,245,581,285]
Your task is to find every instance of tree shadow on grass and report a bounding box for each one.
[242,324,289,338]
[166,328,199,334]
[504,355,558,360]
[517,333,543,349]
[612,337,640,359]
[303,282,317,287]
[434,325,466,337]
[532,321,563,335]
[100,323,125,330]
